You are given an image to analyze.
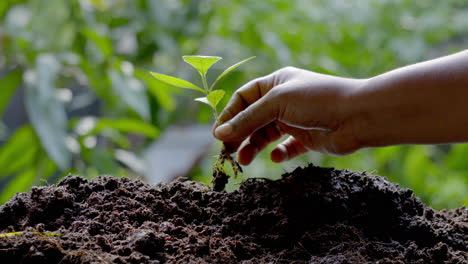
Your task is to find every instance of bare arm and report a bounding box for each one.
[352,50,468,147]
[213,50,468,164]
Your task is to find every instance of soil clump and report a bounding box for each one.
[0,165,466,263]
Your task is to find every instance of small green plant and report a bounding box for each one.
[151,55,255,190]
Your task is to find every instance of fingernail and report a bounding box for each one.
[215,123,233,138]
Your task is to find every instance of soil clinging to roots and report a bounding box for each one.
[0,165,466,263]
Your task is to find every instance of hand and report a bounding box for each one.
[213,67,366,165]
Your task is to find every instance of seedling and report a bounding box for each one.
[151,55,255,191]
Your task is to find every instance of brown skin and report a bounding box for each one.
[213,50,468,165]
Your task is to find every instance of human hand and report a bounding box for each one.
[213,67,366,165]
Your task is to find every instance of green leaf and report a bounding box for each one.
[0,67,22,117]
[0,125,40,178]
[0,167,36,204]
[90,118,160,139]
[207,90,225,108]
[109,68,150,121]
[210,56,255,90]
[135,69,175,111]
[445,144,468,172]
[183,55,222,76]
[150,72,204,93]
[25,55,71,170]
[82,28,113,58]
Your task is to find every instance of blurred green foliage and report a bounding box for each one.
[0,0,467,209]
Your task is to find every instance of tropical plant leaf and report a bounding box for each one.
[0,67,22,116]
[150,72,204,93]
[207,90,225,108]
[0,167,36,204]
[0,125,43,181]
[210,56,255,90]
[109,68,150,121]
[90,118,160,139]
[25,55,71,170]
[183,55,222,76]
[135,69,176,111]
[82,28,113,58]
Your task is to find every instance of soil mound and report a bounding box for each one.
[0,165,466,263]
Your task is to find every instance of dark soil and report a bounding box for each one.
[0,165,466,263]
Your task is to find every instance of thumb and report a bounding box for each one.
[214,90,280,143]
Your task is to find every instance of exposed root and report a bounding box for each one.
[211,144,243,191]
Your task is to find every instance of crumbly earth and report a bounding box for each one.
[0,165,466,263]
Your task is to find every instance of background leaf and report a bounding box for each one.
[0,167,36,204]
[135,69,176,111]
[0,67,22,116]
[0,125,39,178]
[109,67,150,121]
[183,56,222,76]
[150,72,204,93]
[25,55,71,170]
[82,28,113,59]
[90,118,160,139]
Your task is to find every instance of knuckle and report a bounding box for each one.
[220,106,235,122]
[279,66,298,75]
[266,87,282,99]
[235,110,251,126]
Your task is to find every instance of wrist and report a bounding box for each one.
[344,77,379,149]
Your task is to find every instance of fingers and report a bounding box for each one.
[214,76,287,143]
[216,75,274,125]
[271,136,308,163]
[214,90,280,145]
[237,123,283,165]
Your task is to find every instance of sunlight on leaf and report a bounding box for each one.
[207,90,225,108]
[183,55,222,76]
[210,56,255,90]
[194,96,210,106]
[150,72,204,93]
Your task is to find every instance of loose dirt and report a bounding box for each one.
[0,165,466,263]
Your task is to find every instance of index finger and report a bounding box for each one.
[214,74,274,131]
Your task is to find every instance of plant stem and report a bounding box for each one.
[213,108,220,124]
[201,74,209,92]
[201,74,221,123]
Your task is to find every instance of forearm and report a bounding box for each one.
[351,50,468,147]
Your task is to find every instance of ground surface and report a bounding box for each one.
[0,165,466,263]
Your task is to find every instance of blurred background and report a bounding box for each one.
[0,0,467,209]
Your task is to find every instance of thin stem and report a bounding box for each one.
[213,107,220,124]
[201,74,220,123]
[201,74,209,93]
